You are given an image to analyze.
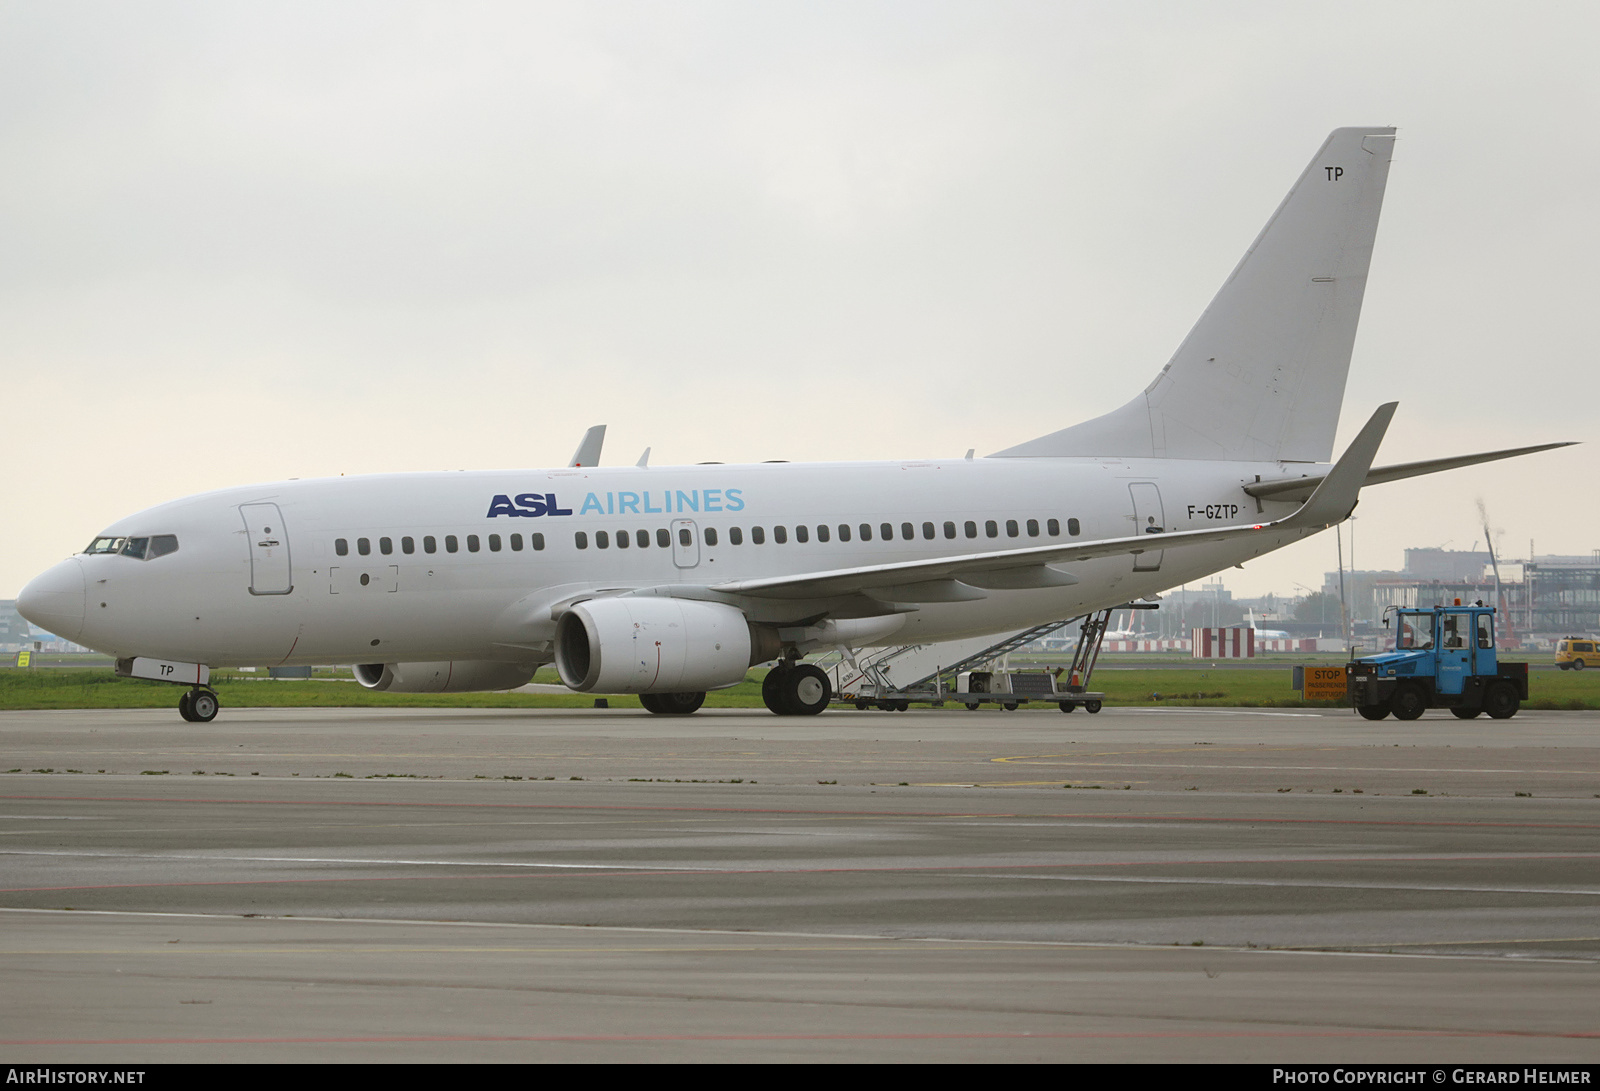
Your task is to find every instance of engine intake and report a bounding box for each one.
[555,597,755,693]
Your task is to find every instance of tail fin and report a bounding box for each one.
[993,127,1396,463]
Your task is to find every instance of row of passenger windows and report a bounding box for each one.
[574,517,1081,550]
[336,516,1083,558]
[335,533,546,557]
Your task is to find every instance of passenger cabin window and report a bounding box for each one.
[752,527,766,545]
[596,531,610,549]
[1006,519,1019,538]
[358,538,371,556]
[380,537,393,555]
[794,525,808,543]
[510,534,523,551]
[816,525,829,543]
[679,527,693,547]
[424,536,437,553]
[402,536,415,554]
[730,527,744,545]
[943,521,956,539]
[1027,519,1039,537]
[901,523,914,540]
[774,526,788,544]
[575,532,588,549]
[636,529,650,548]
[467,535,480,553]
[335,538,349,556]
[489,534,502,552]
[614,530,628,549]
[985,520,998,538]
[446,535,459,553]
[1067,518,1080,536]
[964,521,977,539]
[705,527,719,546]
[656,528,670,548]
[860,524,873,541]
[531,532,545,550]
[1047,518,1060,536]
[838,524,852,542]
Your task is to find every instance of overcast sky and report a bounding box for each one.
[5,1,1597,603]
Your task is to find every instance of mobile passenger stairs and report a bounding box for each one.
[823,604,1155,713]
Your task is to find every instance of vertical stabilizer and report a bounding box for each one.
[993,127,1396,462]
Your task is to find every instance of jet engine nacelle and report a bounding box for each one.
[352,660,536,693]
[555,597,755,693]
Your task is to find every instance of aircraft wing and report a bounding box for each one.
[708,404,1396,602]
[1244,441,1575,503]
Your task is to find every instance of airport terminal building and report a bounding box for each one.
[1329,548,1600,648]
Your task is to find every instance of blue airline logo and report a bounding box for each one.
[486,493,573,518]
[487,488,744,519]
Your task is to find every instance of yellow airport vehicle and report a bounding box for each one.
[1556,637,1598,671]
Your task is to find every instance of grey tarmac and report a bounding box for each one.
[1,705,1597,1062]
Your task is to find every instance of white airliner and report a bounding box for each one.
[1247,610,1292,641]
[16,127,1569,722]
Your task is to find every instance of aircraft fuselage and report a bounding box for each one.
[32,455,1310,667]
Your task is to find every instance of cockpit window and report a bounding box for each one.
[83,534,179,559]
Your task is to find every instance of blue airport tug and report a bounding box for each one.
[1346,603,1529,721]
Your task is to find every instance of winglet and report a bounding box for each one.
[568,425,606,468]
[1285,402,1396,528]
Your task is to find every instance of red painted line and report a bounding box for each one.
[274,635,300,668]
[1,794,1595,830]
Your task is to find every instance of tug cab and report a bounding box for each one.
[1347,603,1528,721]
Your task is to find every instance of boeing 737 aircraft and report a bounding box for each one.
[16,128,1569,721]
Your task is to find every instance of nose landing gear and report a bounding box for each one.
[177,688,219,723]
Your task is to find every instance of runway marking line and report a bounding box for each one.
[5,852,1600,895]
[4,793,1599,830]
[3,1029,1598,1046]
[5,906,1598,966]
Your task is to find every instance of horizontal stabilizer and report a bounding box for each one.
[1281,402,1395,527]
[1245,441,1578,502]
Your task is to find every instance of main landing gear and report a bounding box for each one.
[177,687,220,723]
[762,662,831,716]
[639,692,706,715]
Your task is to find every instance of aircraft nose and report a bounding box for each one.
[16,558,86,642]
